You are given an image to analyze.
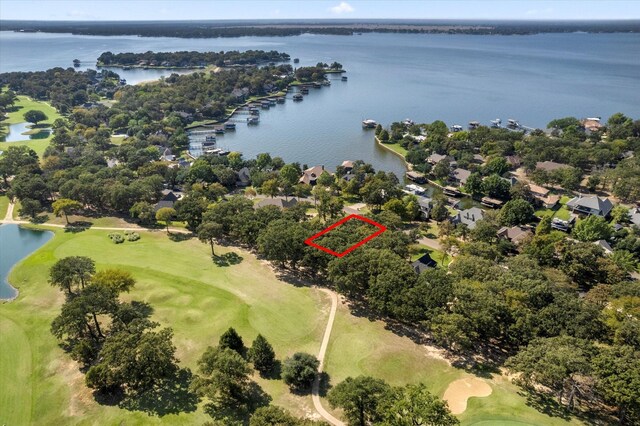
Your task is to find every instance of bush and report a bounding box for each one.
[108,233,124,244]
[126,232,140,241]
[282,352,319,390]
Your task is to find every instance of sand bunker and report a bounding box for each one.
[443,377,493,414]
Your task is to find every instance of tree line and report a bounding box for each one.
[97,49,290,67]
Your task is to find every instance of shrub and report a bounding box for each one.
[126,232,140,241]
[108,233,124,244]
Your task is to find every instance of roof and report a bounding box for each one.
[160,189,180,202]
[631,208,640,227]
[506,155,522,167]
[411,253,437,273]
[427,153,450,164]
[566,195,614,217]
[452,207,484,229]
[594,239,613,255]
[154,200,175,212]
[451,168,471,184]
[497,226,531,243]
[256,197,298,209]
[536,161,570,172]
[341,160,354,169]
[417,196,432,210]
[299,165,326,185]
[406,171,425,179]
[529,184,550,196]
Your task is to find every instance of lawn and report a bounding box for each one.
[0,95,63,158]
[0,228,329,424]
[534,195,572,221]
[410,243,451,267]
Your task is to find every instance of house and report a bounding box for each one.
[631,208,640,227]
[536,161,571,172]
[161,147,175,162]
[506,155,522,168]
[450,168,471,186]
[581,118,603,133]
[497,226,532,245]
[341,160,354,173]
[451,207,484,230]
[566,195,614,218]
[426,153,453,165]
[529,184,559,208]
[594,239,613,255]
[417,196,432,219]
[154,189,181,212]
[236,167,251,187]
[472,154,485,164]
[299,165,327,185]
[256,197,298,209]
[406,171,426,184]
[411,253,437,273]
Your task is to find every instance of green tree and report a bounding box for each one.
[464,172,483,197]
[248,334,276,375]
[155,207,176,234]
[250,405,319,425]
[18,198,42,219]
[129,201,156,225]
[610,205,631,224]
[317,171,334,187]
[432,160,451,180]
[379,383,459,426]
[198,221,224,257]
[498,198,534,226]
[482,174,510,199]
[327,376,391,426]
[282,352,319,391]
[506,336,596,408]
[49,256,96,294]
[257,219,307,269]
[379,129,390,142]
[175,195,208,231]
[23,109,48,125]
[261,178,280,198]
[91,269,135,293]
[219,327,245,356]
[52,198,82,224]
[536,215,552,235]
[279,164,301,187]
[593,345,640,424]
[191,346,252,404]
[572,215,613,242]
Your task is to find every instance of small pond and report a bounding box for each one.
[0,122,51,142]
[0,224,53,300]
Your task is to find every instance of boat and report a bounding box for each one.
[276,97,286,104]
[468,121,480,130]
[442,186,462,197]
[300,87,309,95]
[490,118,502,128]
[268,98,277,106]
[247,116,260,125]
[312,82,322,89]
[205,135,216,142]
[293,93,303,101]
[403,118,415,126]
[450,125,463,132]
[214,127,225,134]
[293,58,300,63]
[249,108,260,115]
[341,76,348,81]
[261,102,270,109]
[224,123,236,130]
[362,119,377,129]
[322,80,331,86]
[122,66,131,70]
[507,119,520,128]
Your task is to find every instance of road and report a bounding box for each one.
[311,288,345,426]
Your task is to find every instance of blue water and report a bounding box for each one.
[1,31,639,177]
[0,224,53,300]
[0,122,51,142]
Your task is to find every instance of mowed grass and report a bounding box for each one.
[322,302,583,426]
[0,195,9,219]
[0,95,63,158]
[0,228,329,425]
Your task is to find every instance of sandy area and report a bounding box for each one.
[443,377,493,414]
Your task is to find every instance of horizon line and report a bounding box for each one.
[2,18,640,23]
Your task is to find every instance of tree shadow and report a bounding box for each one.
[117,368,200,416]
[212,252,243,267]
[259,359,282,380]
[64,224,88,233]
[317,372,332,398]
[519,389,571,420]
[203,381,271,423]
[70,220,93,228]
[168,232,193,242]
[29,214,49,224]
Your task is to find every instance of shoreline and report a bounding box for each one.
[374,135,411,171]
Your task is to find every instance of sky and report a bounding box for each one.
[1,0,639,21]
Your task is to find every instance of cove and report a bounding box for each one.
[0,224,53,300]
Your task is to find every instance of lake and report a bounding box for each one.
[0,122,51,142]
[1,31,639,177]
[0,224,53,300]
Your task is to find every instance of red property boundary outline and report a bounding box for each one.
[304,214,387,257]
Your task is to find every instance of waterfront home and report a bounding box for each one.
[417,196,432,219]
[481,197,504,209]
[256,197,298,209]
[551,216,576,232]
[236,167,251,187]
[566,195,614,218]
[581,117,603,133]
[535,161,571,172]
[411,253,437,273]
[406,171,426,184]
[299,165,327,185]
[451,207,484,230]
[341,160,354,173]
[426,153,453,165]
[497,226,531,245]
[450,168,471,186]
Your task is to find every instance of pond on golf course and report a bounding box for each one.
[0,122,51,142]
[0,224,53,300]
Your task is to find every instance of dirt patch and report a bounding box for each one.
[443,377,492,414]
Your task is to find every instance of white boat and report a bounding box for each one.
[507,119,520,128]
[450,125,463,132]
[490,118,502,128]
[362,119,377,128]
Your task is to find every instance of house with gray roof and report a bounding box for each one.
[411,253,437,273]
[450,168,471,186]
[256,197,298,209]
[451,207,484,230]
[566,195,614,218]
